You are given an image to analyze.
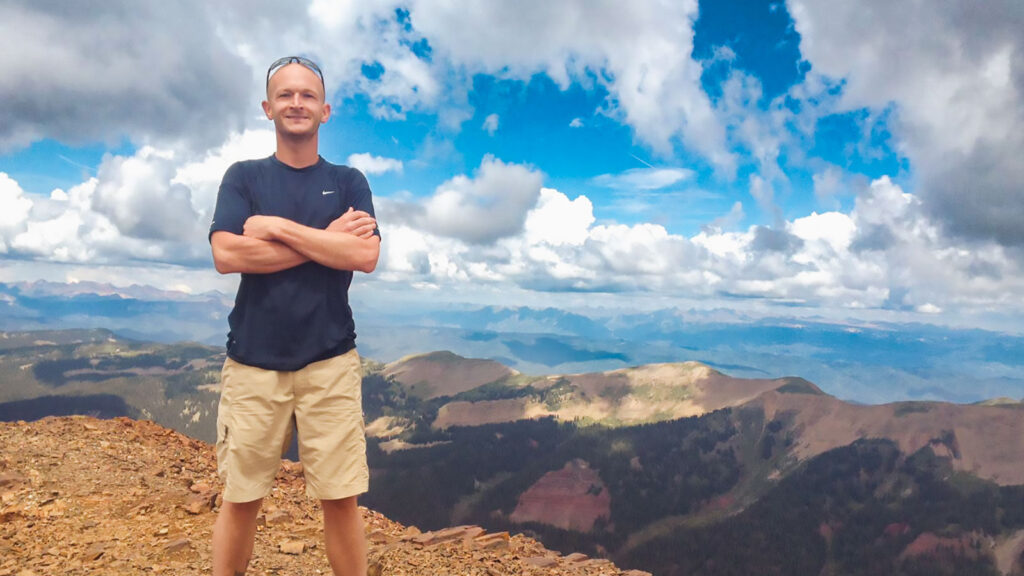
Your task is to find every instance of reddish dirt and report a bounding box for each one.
[900,532,982,560]
[510,460,611,533]
[883,522,911,539]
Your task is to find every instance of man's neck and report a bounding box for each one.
[274,135,320,169]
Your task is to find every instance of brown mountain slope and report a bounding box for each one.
[755,390,1024,485]
[0,416,648,576]
[433,361,813,428]
[410,355,1022,486]
[383,351,518,399]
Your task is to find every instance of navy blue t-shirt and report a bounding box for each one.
[209,155,378,371]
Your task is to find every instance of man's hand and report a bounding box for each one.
[243,215,286,241]
[328,207,377,239]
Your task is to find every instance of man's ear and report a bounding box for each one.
[321,103,332,124]
[262,100,273,120]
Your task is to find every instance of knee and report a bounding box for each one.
[321,495,358,514]
[221,498,263,517]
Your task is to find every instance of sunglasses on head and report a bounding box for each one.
[266,56,325,89]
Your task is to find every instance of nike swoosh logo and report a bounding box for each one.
[322,190,335,195]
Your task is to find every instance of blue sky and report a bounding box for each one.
[1,0,1022,332]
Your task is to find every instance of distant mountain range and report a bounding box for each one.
[0,280,231,345]
[3,330,1021,575]
[3,280,1024,404]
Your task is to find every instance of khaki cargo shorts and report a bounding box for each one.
[215,348,368,503]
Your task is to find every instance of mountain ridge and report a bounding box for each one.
[377,351,1023,486]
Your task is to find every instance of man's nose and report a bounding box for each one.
[290,94,304,107]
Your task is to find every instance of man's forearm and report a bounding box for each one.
[211,231,309,274]
[272,220,380,273]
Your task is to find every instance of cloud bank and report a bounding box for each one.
[1,0,1022,328]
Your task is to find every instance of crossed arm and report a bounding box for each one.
[211,208,380,274]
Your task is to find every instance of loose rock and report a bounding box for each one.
[280,540,305,555]
[1,416,646,576]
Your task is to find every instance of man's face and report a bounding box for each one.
[262,63,331,138]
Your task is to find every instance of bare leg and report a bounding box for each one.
[322,496,367,576]
[212,499,262,576]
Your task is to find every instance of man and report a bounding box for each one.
[208,55,380,576]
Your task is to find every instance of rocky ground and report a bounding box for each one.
[0,416,650,576]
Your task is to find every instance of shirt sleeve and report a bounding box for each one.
[209,162,251,241]
[346,167,381,239]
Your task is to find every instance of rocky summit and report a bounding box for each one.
[0,416,650,576]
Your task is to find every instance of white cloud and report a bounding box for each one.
[10,150,1021,325]
[91,148,202,242]
[592,167,694,191]
[172,129,276,218]
[384,156,544,245]
[569,118,584,128]
[788,0,1024,247]
[347,153,404,175]
[1,130,281,267]
[0,173,33,252]
[13,210,91,263]
[482,113,500,136]
[524,188,594,247]
[0,173,32,230]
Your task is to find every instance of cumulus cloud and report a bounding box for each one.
[382,156,544,245]
[524,188,595,247]
[378,187,711,294]
[3,129,276,267]
[0,1,250,152]
[372,173,1024,320]
[91,148,203,242]
[0,173,33,252]
[788,0,1024,247]
[347,153,404,175]
[171,129,277,218]
[569,118,584,128]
